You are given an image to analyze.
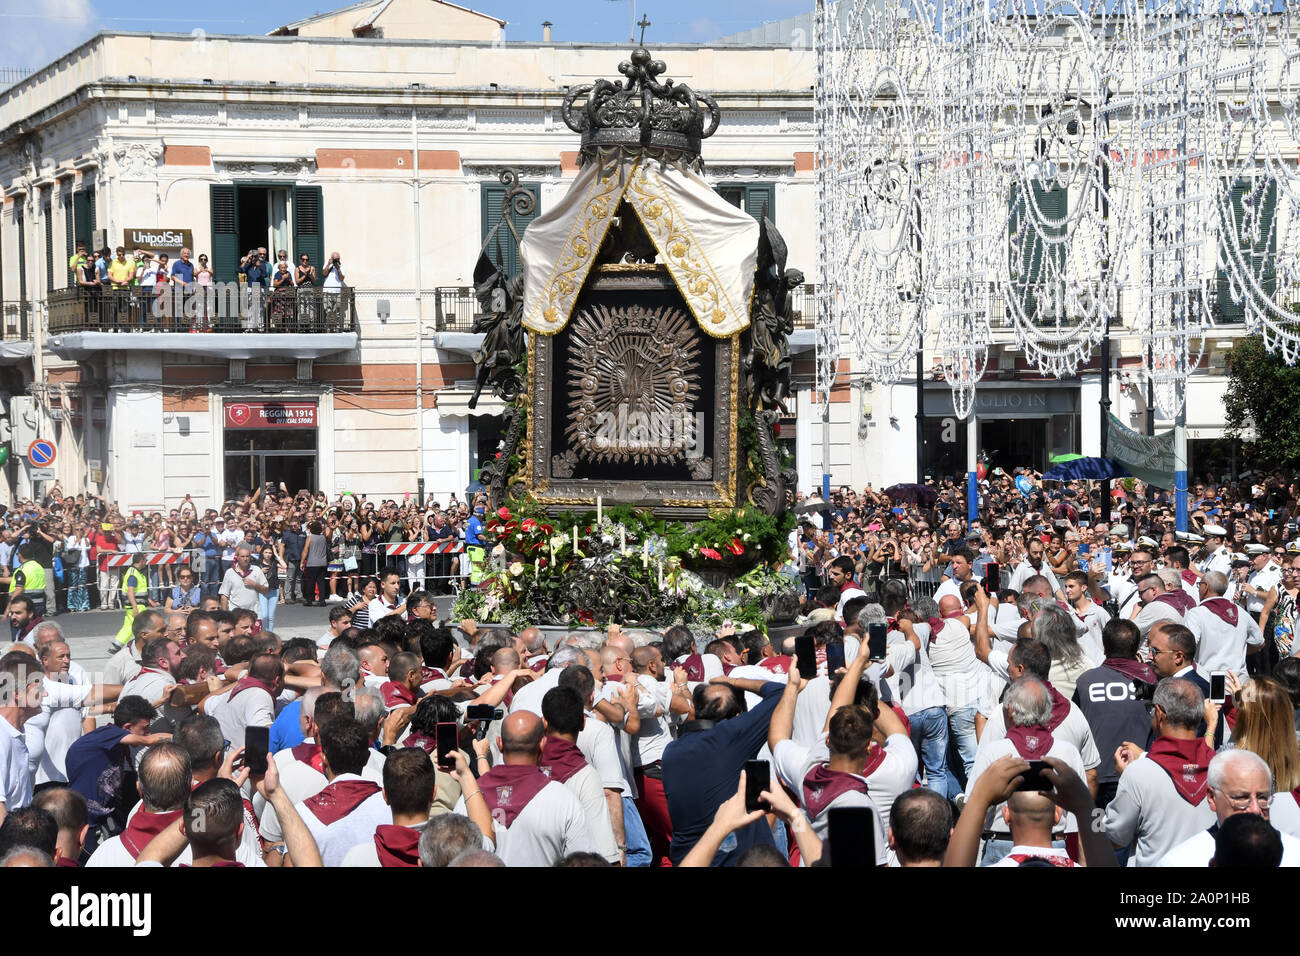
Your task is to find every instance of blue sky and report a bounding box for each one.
[0,0,816,71]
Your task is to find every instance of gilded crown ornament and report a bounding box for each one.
[561,46,721,165]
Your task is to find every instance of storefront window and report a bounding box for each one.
[223,400,318,499]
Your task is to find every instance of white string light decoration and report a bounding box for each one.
[1211,3,1300,362]
[998,0,1139,379]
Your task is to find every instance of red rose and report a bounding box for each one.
[498,507,511,520]
[700,547,723,561]
[727,538,745,556]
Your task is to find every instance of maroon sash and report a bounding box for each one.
[1044,682,1071,731]
[1181,570,1198,587]
[120,808,183,859]
[539,736,588,783]
[291,742,324,774]
[302,778,382,826]
[382,680,416,709]
[373,824,421,867]
[403,731,438,755]
[759,655,792,676]
[421,666,447,685]
[1151,591,1196,615]
[55,855,80,867]
[1200,598,1239,627]
[801,763,869,819]
[1005,723,1055,760]
[1291,787,1300,810]
[1147,736,1216,805]
[1007,852,1075,867]
[677,653,706,683]
[227,675,276,702]
[180,860,245,867]
[1103,657,1159,686]
[861,742,887,778]
[528,655,548,674]
[477,764,551,827]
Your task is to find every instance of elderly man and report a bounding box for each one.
[31,788,88,867]
[105,609,166,687]
[85,743,192,866]
[1103,677,1216,867]
[964,677,1088,865]
[1187,570,1264,676]
[459,711,593,866]
[219,545,268,616]
[163,611,188,646]
[1157,749,1300,866]
[0,651,46,826]
[1131,572,1188,639]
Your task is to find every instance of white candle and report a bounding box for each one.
[642,538,649,569]
[658,560,664,590]
[597,496,603,525]
[620,527,627,555]
[573,525,579,553]
[534,558,539,580]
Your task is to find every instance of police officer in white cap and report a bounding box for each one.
[1196,524,1233,578]
[1241,543,1282,630]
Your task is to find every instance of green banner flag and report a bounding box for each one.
[1106,413,1175,490]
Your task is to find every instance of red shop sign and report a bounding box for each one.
[224,401,317,429]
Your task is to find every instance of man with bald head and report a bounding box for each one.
[164,611,188,646]
[518,626,549,673]
[1187,570,1264,675]
[927,593,984,784]
[104,608,166,685]
[458,710,594,866]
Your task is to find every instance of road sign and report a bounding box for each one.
[27,439,56,467]
[28,466,55,480]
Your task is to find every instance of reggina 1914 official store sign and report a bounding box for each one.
[224,401,318,429]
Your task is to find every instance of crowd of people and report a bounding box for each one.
[66,242,349,331]
[0,466,1298,868]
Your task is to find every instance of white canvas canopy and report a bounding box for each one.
[520,155,759,338]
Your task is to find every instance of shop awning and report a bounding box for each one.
[434,389,507,417]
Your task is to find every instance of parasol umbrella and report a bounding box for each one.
[1041,457,1131,482]
[794,495,827,515]
[881,483,939,505]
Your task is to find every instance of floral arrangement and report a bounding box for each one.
[450,500,800,631]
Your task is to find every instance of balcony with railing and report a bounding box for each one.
[45,285,359,359]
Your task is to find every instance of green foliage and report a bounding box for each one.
[1224,334,1300,465]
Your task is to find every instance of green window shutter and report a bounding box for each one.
[72,188,95,253]
[480,182,539,278]
[1217,177,1277,322]
[1009,183,1067,323]
[43,200,53,294]
[16,208,26,300]
[292,185,323,278]
[210,184,240,282]
[63,193,74,285]
[745,183,776,224]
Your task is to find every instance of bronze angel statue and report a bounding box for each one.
[747,215,802,411]
[469,251,526,410]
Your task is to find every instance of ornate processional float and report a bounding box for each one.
[459,44,803,632]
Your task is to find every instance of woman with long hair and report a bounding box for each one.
[1228,676,1300,793]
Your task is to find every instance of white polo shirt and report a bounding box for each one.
[509,669,562,716]
[219,565,266,613]
[1103,751,1216,867]
[1156,825,1300,867]
[965,736,1087,837]
[296,773,392,867]
[774,730,916,836]
[1187,602,1264,676]
[977,699,1101,772]
[454,777,595,867]
[203,685,276,751]
[0,719,31,812]
[630,675,676,768]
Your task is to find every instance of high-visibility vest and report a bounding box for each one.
[17,559,45,591]
[121,566,147,596]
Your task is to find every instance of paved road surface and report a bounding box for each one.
[43,595,460,680]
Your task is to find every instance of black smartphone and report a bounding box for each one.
[744,760,770,813]
[464,704,501,722]
[795,636,817,679]
[244,725,270,775]
[827,806,876,867]
[435,722,459,771]
[984,562,1001,593]
[825,642,846,674]
[867,622,887,660]
[1015,760,1052,792]
[1210,672,1228,702]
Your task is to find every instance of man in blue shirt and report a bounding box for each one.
[63,696,164,845]
[465,505,486,584]
[170,247,195,285]
[281,518,307,604]
[662,676,785,866]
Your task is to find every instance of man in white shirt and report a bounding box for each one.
[769,654,916,860]
[1195,524,1234,578]
[1103,677,1216,867]
[556,664,631,860]
[1241,544,1283,631]
[538,686,620,864]
[1064,570,1110,664]
[965,677,1087,865]
[1008,538,1064,599]
[935,548,980,603]
[316,604,353,653]
[104,609,166,686]
[341,749,435,867]
[826,555,867,621]
[0,651,44,825]
[284,716,391,866]
[120,637,184,706]
[1187,571,1264,676]
[627,644,691,867]
[202,652,283,748]
[214,518,244,578]
[1157,749,1300,867]
[458,710,595,867]
[219,545,267,615]
[367,567,407,625]
[926,594,987,780]
[509,645,579,715]
[86,743,192,866]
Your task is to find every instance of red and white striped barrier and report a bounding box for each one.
[100,551,194,568]
[384,540,465,556]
